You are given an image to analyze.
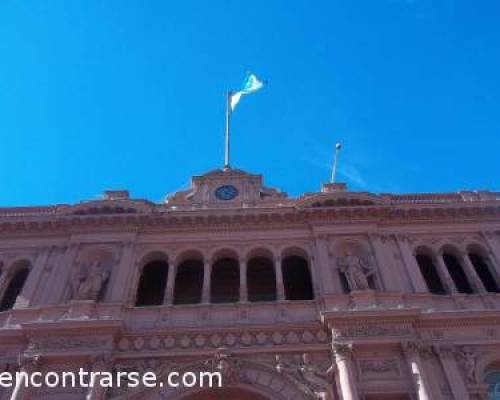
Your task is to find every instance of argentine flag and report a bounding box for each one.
[230,73,265,111]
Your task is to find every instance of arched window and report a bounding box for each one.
[174,260,204,304]
[469,253,499,293]
[135,260,169,306]
[282,256,314,300]
[416,254,446,295]
[442,253,473,294]
[247,257,276,302]
[485,370,500,400]
[0,267,30,312]
[211,258,239,303]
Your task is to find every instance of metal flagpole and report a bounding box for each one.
[330,142,342,183]
[224,91,232,169]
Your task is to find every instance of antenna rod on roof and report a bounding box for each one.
[330,143,342,183]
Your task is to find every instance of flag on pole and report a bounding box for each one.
[230,73,265,111]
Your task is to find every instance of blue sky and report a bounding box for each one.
[1,1,499,206]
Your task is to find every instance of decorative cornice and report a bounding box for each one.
[0,202,499,235]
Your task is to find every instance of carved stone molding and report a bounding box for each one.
[116,328,330,353]
[333,325,411,339]
[358,359,400,376]
[89,353,115,371]
[26,336,113,353]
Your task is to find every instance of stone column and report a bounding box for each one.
[11,355,41,400]
[13,247,52,309]
[0,265,7,298]
[275,256,285,301]
[108,241,136,302]
[333,343,359,400]
[239,258,248,303]
[395,235,428,293]
[461,252,486,294]
[202,259,211,304]
[435,252,457,294]
[86,354,113,400]
[434,345,470,400]
[401,342,434,400]
[482,231,500,267]
[164,263,177,305]
[481,231,500,282]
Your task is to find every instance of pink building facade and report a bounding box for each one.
[0,168,499,400]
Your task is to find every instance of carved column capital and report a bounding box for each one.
[18,354,42,372]
[433,344,456,359]
[368,232,380,241]
[89,353,114,371]
[396,234,410,243]
[122,240,134,249]
[332,342,353,360]
[401,341,421,356]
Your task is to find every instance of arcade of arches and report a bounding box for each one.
[134,253,315,306]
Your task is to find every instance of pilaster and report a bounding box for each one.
[395,235,428,293]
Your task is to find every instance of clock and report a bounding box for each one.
[214,185,239,201]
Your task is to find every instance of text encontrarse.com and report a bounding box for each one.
[0,370,223,389]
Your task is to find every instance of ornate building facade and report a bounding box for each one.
[0,168,499,399]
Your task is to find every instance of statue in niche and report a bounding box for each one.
[336,252,375,291]
[276,353,335,400]
[459,347,477,383]
[71,260,111,301]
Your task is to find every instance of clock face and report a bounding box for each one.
[214,185,239,200]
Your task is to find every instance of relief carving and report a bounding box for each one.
[359,359,400,375]
[276,353,335,400]
[205,348,242,385]
[458,346,478,384]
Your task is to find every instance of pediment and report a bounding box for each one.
[166,168,287,208]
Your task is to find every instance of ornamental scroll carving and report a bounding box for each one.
[276,353,335,400]
[336,253,375,291]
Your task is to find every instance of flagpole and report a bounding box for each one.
[224,91,231,169]
[330,142,342,183]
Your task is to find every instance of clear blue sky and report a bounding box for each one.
[1,1,499,206]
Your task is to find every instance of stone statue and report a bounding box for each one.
[276,353,335,400]
[71,260,111,301]
[459,347,477,383]
[336,253,375,291]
